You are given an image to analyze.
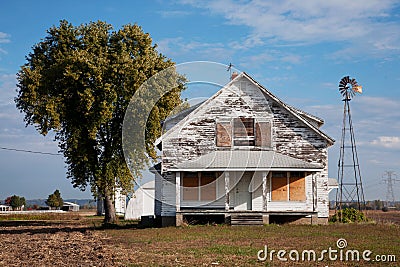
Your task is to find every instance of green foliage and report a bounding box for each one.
[46,189,64,209]
[9,195,26,210]
[329,208,368,223]
[15,20,185,222]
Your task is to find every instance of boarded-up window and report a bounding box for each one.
[233,118,255,146]
[183,172,199,201]
[182,172,216,201]
[200,172,216,201]
[255,121,272,147]
[289,172,306,201]
[271,172,287,201]
[216,122,232,147]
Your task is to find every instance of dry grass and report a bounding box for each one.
[0,211,398,266]
[103,223,399,266]
[0,212,82,221]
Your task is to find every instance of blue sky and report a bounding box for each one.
[0,0,399,200]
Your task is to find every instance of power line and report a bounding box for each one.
[0,146,61,156]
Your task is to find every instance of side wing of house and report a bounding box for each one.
[156,72,334,226]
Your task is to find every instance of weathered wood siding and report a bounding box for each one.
[154,171,162,216]
[251,172,263,211]
[160,75,331,218]
[160,172,176,216]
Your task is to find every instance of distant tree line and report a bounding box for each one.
[330,200,400,211]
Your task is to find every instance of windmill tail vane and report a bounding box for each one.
[353,85,363,94]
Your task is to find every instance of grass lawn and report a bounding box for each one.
[103,222,399,266]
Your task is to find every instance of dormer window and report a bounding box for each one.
[233,117,255,146]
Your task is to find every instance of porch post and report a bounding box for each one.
[225,171,230,211]
[262,171,268,211]
[312,173,317,212]
[176,172,181,212]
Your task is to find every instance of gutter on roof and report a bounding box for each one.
[168,167,324,172]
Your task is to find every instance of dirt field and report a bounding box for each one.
[0,211,399,266]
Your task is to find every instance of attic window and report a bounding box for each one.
[216,118,272,148]
[233,118,255,146]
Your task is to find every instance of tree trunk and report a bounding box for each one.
[103,189,117,224]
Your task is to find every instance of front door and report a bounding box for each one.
[234,173,252,210]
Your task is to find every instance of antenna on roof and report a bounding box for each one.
[227,63,234,78]
[227,63,238,80]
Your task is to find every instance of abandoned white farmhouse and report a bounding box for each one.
[154,72,335,226]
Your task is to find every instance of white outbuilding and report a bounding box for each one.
[124,180,155,220]
[62,201,80,212]
[0,204,12,212]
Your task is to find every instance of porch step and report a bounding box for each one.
[229,214,264,226]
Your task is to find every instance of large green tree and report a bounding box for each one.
[15,20,184,223]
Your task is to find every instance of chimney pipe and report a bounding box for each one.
[231,72,239,80]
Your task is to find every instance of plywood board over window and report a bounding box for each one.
[271,172,287,201]
[182,172,199,201]
[182,172,217,202]
[200,172,216,201]
[289,172,306,201]
[255,121,272,148]
[216,122,232,147]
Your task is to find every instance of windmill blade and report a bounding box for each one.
[338,76,360,100]
[339,76,349,97]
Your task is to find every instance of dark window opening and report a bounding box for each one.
[233,117,255,146]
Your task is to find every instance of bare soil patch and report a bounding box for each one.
[0,221,127,266]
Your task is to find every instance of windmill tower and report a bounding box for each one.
[335,76,365,219]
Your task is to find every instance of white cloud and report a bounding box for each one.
[239,49,304,68]
[0,74,16,106]
[181,0,400,56]
[157,10,192,18]
[0,32,10,56]
[371,136,400,149]
[157,37,234,61]
[0,32,10,44]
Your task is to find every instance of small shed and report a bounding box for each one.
[125,180,155,220]
[62,202,80,212]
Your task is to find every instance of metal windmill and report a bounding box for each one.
[335,76,365,218]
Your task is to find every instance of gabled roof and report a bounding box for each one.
[63,202,79,207]
[158,72,334,146]
[242,72,334,144]
[170,150,323,171]
[287,104,324,128]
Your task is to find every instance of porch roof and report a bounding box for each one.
[169,150,323,171]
